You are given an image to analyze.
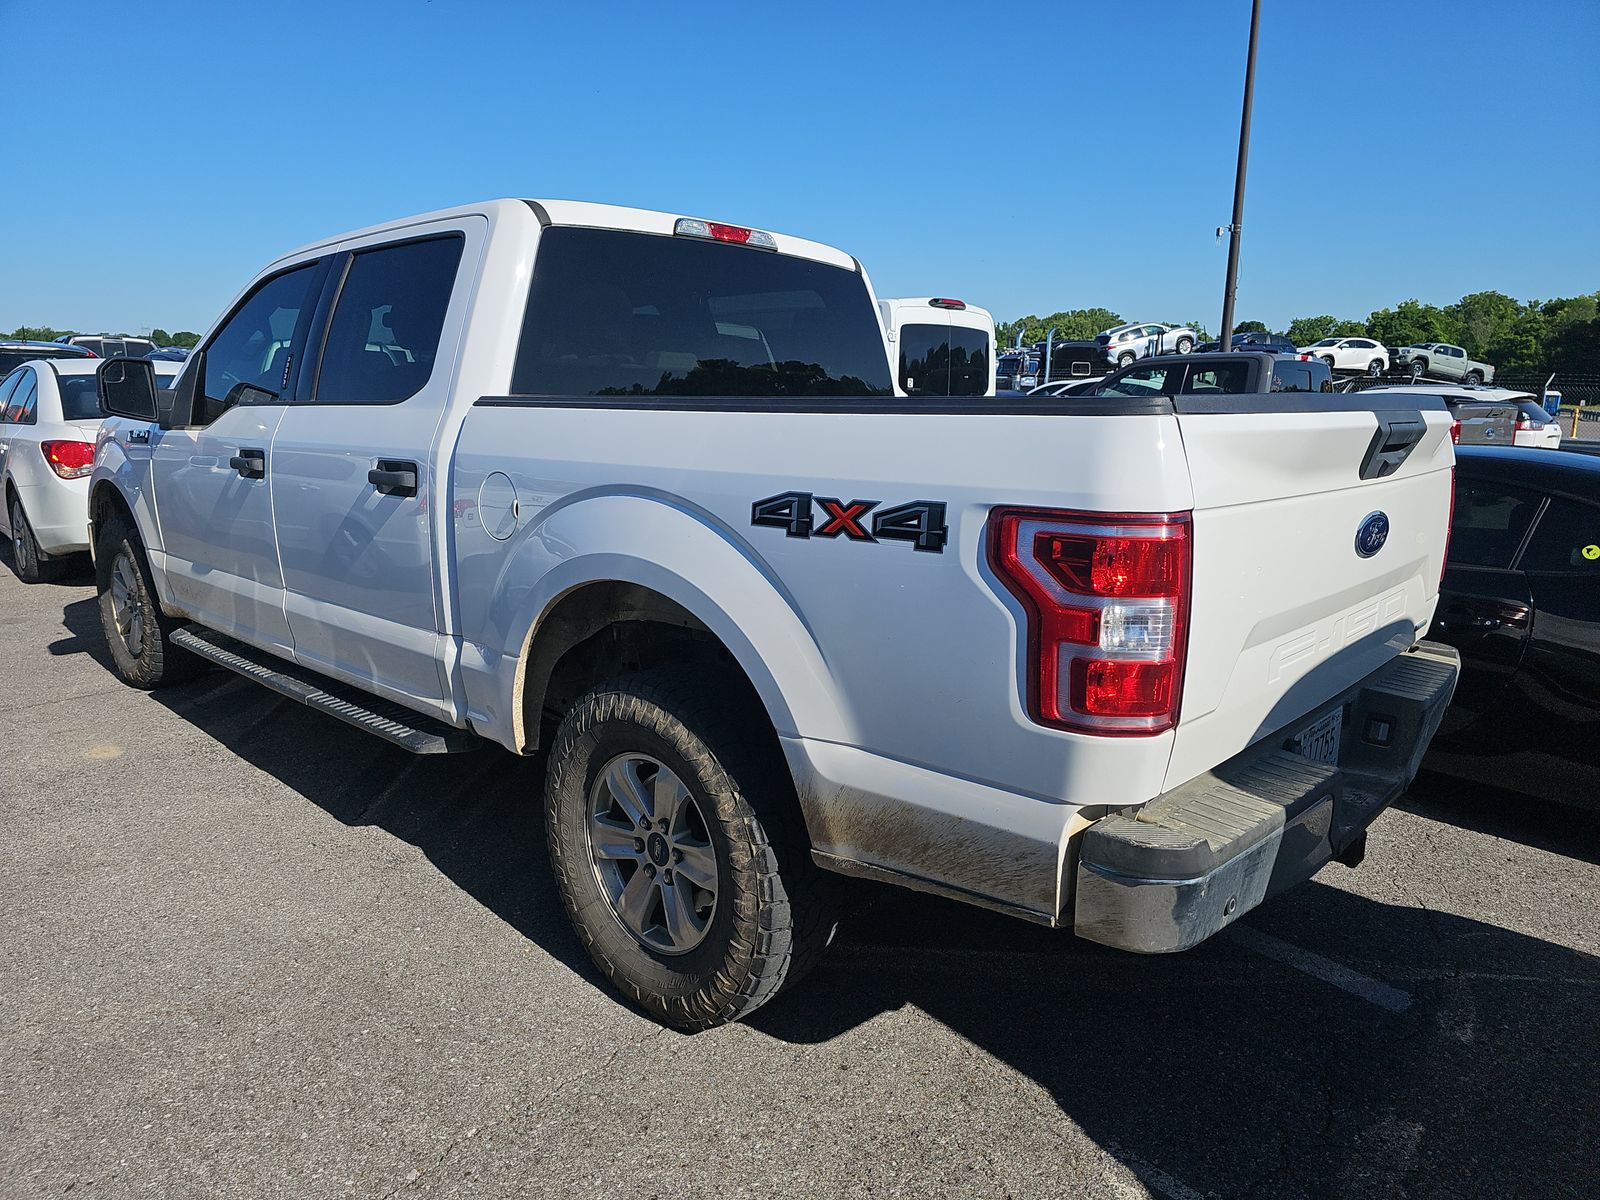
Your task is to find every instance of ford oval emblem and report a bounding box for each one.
[1356,511,1390,558]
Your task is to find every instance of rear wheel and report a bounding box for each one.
[1466,369,1483,385]
[8,494,64,584]
[1117,352,1136,368]
[545,668,835,1031]
[95,513,200,689]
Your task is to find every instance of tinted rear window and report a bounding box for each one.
[511,228,891,397]
[899,323,989,397]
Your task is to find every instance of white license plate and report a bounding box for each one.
[1293,709,1343,765]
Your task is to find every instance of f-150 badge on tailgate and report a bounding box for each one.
[751,492,948,554]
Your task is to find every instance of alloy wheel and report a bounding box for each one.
[108,551,146,658]
[586,752,719,955]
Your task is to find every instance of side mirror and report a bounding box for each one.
[97,357,158,421]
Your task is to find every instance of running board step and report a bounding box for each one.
[171,627,477,754]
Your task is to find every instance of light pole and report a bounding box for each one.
[1218,0,1262,351]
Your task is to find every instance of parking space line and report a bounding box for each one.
[1226,924,1413,1013]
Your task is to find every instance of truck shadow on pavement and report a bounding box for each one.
[49,593,1600,1200]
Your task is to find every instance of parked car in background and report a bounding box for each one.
[62,334,157,360]
[1394,342,1494,384]
[879,297,994,397]
[148,347,191,362]
[1096,322,1196,368]
[1300,336,1390,376]
[1193,331,1298,354]
[1426,446,1600,808]
[1026,377,1104,396]
[1085,351,1333,397]
[1360,385,1518,446]
[996,351,1039,390]
[1510,398,1562,449]
[0,358,178,580]
[1034,338,1103,383]
[0,340,93,375]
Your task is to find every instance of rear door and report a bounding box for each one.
[1164,391,1456,788]
[269,219,479,716]
[1430,476,1540,730]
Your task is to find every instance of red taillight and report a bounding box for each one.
[989,508,1192,735]
[1449,419,1461,444]
[82,349,97,358]
[42,439,95,479]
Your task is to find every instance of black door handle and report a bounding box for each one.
[229,448,266,479]
[368,460,419,497]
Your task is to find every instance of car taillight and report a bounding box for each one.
[1449,419,1461,444]
[42,439,95,479]
[989,508,1192,735]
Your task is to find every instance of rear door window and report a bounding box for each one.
[1180,362,1250,394]
[947,326,989,396]
[0,369,22,420]
[1450,481,1542,569]
[898,323,949,396]
[5,372,38,424]
[316,235,464,405]
[1519,497,1600,574]
[1093,363,1175,397]
[512,228,892,398]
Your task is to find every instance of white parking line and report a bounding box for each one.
[1226,924,1413,1013]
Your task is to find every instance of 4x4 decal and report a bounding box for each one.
[751,492,948,554]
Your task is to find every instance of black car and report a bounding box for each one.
[1192,331,1298,355]
[0,340,93,375]
[1426,446,1600,807]
[1083,351,1333,397]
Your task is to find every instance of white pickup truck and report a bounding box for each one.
[1393,342,1495,385]
[89,199,1460,1030]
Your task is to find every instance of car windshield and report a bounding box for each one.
[512,228,892,397]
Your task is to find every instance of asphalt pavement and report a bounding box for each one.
[2,552,1596,1200]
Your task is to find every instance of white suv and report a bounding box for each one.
[1300,337,1390,376]
[1096,322,1196,368]
[0,358,177,581]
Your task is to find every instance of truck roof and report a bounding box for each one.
[264,198,860,275]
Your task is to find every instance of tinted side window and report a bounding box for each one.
[512,228,893,398]
[1520,498,1600,574]
[1094,363,1174,397]
[1181,362,1250,394]
[0,368,22,420]
[1450,481,1541,569]
[199,263,322,425]
[947,326,989,397]
[1271,363,1314,392]
[5,373,38,424]
[899,324,949,396]
[316,236,464,405]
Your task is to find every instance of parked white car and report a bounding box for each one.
[0,358,178,581]
[1509,397,1563,448]
[1299,336,1390,376]
[1096,322,1196,368]
[878,297,995,397]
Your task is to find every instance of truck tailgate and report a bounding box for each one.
[1164,402,1455,791]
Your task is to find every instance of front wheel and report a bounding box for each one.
[95,513,200,689]
[1321,355,1336,367]
[1368,359,1385,377]
[8,495,64,584]
[545,669,836,1031]
[1174,337,1193,354]
[1409,360,1426,380]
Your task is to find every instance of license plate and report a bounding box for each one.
[1292,709,1343,765]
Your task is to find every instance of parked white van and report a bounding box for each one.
[879,297,995,397]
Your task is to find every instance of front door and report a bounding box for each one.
[269,221,477,715]
[148,261,326,654]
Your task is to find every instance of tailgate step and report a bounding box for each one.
[171,627,477,754]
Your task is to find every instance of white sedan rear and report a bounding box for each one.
[0,358,177,581]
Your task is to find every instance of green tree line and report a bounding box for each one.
[999,289,1599,375]
[8,326,201,349]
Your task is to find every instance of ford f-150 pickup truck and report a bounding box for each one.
[89,199,1460,1030]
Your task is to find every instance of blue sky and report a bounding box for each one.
[3,0,1596,336]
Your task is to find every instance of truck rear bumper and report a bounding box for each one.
[1074,641,1459,954]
